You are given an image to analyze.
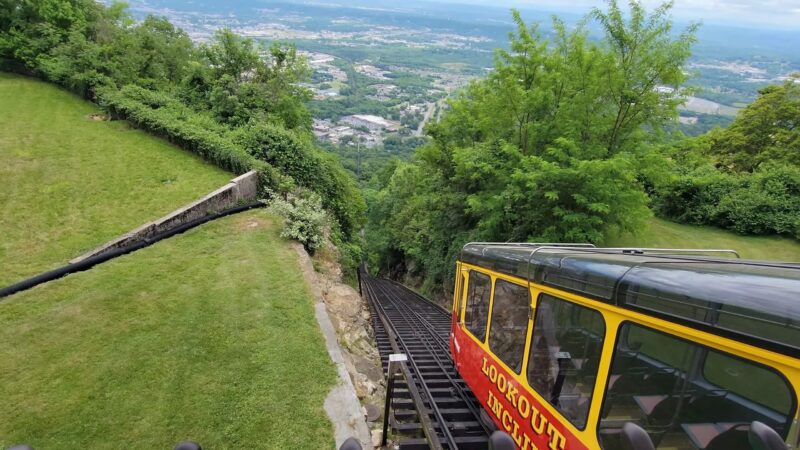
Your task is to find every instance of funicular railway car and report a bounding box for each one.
[448,244,799,450]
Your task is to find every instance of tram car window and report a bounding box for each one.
[487,279,530,373]
[464,271,491,342]
[527,294,606,429]
[598,323,796,450]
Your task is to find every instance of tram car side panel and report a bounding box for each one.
[451,265,594,450]
[450,246,800,450]
[453,323,590,450]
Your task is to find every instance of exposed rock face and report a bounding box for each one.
[292,243,372,449]
[311,244,387,447]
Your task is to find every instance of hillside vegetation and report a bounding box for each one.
[0,210,337,449]
[364,1,800,294]
[0,0,365,272]
[0,73,231,286]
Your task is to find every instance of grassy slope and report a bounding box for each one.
[0,73,231,286]
[607,217,800,261]
[0,210,337,449]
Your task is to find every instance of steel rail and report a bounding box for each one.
[362,276,445,450]
[364,276,458,449]
[373,279,492,438]
[363,272,491,449]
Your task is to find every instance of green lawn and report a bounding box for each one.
[0,73,231,286]
[607,217,800,261]
[0,210,337,449]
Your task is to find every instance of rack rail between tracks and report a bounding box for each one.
[360,270,491,450]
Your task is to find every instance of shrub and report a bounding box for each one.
[97,85,281,189]
[232,123,365,239]
[267,190,328,252]
[654,165,800,237]
[715,165,800,235]
[654,169,745,225]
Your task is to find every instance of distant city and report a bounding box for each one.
[117,0,800,144]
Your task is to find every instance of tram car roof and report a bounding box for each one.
[459,243,800,357]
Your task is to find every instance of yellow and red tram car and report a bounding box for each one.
[448,244,799,450]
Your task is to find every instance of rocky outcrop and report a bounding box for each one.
[295,242,386,448]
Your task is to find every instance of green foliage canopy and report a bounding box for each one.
[366,0,697,294]
[707,78,800,172]
[653,76,800,239]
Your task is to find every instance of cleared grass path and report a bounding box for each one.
[0,210,337,449]
[0,73,231,286]
[608,217,800,261]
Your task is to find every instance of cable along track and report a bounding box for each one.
[361,271,491,450]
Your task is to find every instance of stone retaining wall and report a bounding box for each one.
[70,171,259,264]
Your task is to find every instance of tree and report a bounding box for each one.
[202,28,258,83]
[366,1,696,295]
[255,43,312,130]
[198,31,311,129]
[0,0,102,68]
[592,0,698,153]
[707,78,800,172]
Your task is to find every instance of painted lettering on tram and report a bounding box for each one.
[481,357,567,450]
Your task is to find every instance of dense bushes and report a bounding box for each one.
[655,165,800,237]
[100,86,261,175]
[233,123,365,238]
[100,86,364,239]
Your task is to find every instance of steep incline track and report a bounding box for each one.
[361,270,491,450]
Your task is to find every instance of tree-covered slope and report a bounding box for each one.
[364,1,700,293]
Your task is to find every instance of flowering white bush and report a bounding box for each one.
[267,191,327,252]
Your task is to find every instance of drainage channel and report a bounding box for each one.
[360,270,491,450]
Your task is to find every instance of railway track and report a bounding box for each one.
[360,270,491,450]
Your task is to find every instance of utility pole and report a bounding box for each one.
[356,137,361,180]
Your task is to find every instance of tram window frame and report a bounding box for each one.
[526,293,606,430]
[487,278,531,374]
[453,265,465,314]
[463,270,492,343]
[597,321,797,450]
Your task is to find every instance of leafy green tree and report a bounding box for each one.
[367,0,697,295]
[199,31,311,129]
[126,16,194,88]
[0,0,101,68]
[708,78,800,172]
[202,28,259,83]
[255,43,312,130]
[592,0,698,153]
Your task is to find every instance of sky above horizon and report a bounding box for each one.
[439,0,800,29]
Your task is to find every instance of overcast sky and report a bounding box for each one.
[454,0,800,29]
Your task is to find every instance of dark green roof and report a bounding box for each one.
[460,243,800,357]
